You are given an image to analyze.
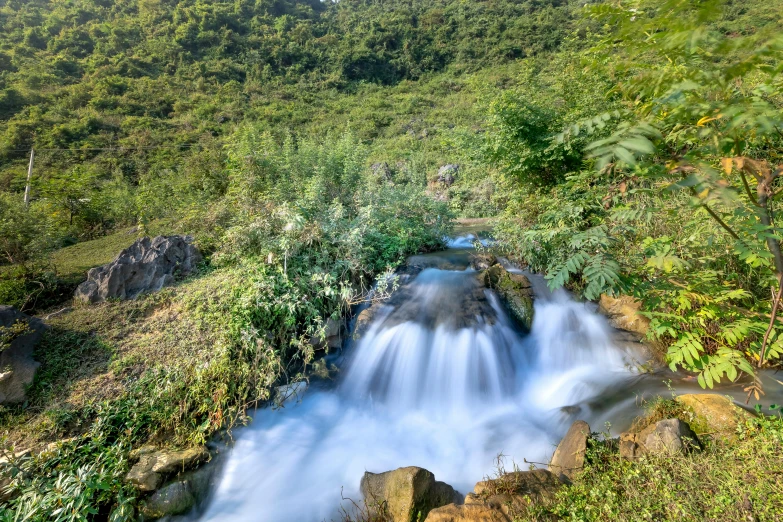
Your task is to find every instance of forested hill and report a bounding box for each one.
[0,0,577,181]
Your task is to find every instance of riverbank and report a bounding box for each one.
[352,396,783,522]
[2,224,782,520]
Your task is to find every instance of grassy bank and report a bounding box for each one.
[529,407,783,521]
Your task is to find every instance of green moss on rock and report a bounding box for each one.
[483,264,535,332]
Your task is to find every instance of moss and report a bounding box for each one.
[484,264,535,332]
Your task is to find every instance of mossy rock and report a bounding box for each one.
[483,264,534,332]
[675,394,754,443]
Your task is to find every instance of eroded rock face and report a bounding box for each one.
[0,306,45,405]
[549,420,590,481]
[125,446,209,492]
[598,294,649,337]
[483,265,534,332]
[676,394,754,442]
[75,235,202,304]
[360,466,461,522]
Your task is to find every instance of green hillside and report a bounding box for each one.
[1,0,783,519]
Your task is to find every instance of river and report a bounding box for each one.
[195,227,781,521]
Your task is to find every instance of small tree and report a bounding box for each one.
[565,0,783,393]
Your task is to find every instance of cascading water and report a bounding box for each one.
[196,231,776,522]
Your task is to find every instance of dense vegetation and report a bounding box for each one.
[1,0,782,519]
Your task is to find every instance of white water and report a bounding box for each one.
[198,239,645,522]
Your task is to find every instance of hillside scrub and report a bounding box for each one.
[0,0,782,519]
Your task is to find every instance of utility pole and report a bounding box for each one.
[23,148,34,208]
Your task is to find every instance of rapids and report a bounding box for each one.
[196,230,780,522]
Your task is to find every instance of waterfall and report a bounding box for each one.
[197,237,644,522]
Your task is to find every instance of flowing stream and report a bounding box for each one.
[197,229,781,522]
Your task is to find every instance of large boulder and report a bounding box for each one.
[549,420,590,482]
[125,446,209,492]
[483,265,534,332]
[75,235,202,304]
[0,306,45,405]
[360,466,461,522]
[598,294,649,337]
[675,394,754,443]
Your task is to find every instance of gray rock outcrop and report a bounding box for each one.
[437,164,459,186]
[0,306,45,405]
[360,466,461,522]
[75,236,201,304]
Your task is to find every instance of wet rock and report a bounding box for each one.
[360,466,461,522]
[483,265,534,332]
[353,306,380,339]
[471,469,561,502]
[470,253,497,271]
[437,164,459,186]
[125,446,209,492]
[598,294,649,337]
[140,463,218,519]
[676,394,754,443]
[0,306,45,405]
[141,480,195,518]
[549,420,590,481]
[425,503,509,522]
[274,381,306,406]
[75,235,202,304]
